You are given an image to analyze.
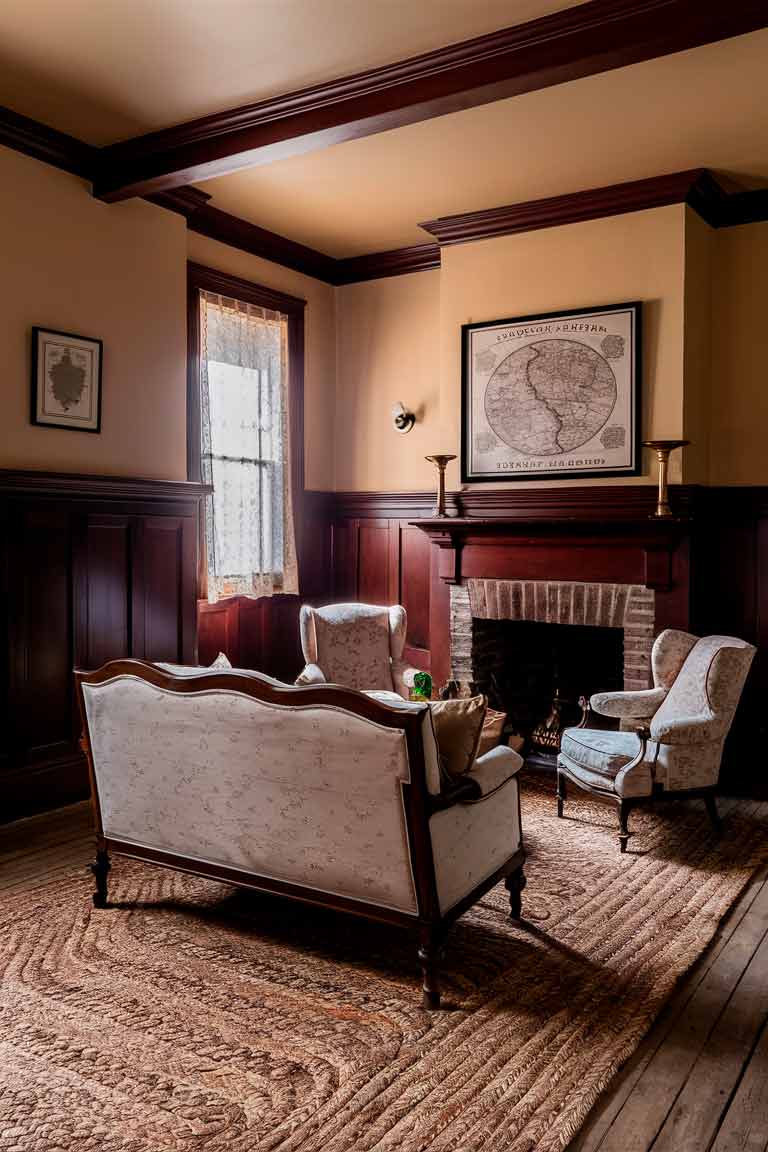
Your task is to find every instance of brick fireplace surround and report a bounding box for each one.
[450,579,656,694]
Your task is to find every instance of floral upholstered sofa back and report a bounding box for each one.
[81,672,439,916]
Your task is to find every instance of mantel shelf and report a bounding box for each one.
[410,516,692,535]
[409,516,691,592]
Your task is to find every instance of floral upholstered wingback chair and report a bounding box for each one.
[296,603,420,698]
[557,629,756,852]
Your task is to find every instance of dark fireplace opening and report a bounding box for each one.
[470,619,624,771]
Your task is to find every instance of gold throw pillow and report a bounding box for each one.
[477,707,507,758]
[429,695,487,782]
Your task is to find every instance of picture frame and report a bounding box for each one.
[31,326,103,433]
[461,301,641,482]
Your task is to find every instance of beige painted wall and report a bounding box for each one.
[187,234,337,491]
[441,206,688,490]
[333,205,690,491]
[682,207,713,484]
[0,145,188,479]
[710,221,768,484]
[335,270,440,490]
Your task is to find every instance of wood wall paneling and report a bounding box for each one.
[75,515,131,670]
[0,471,206,822]
[10,503,74,766]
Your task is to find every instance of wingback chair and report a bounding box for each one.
[556,629,756,851]
[296,603,420,697]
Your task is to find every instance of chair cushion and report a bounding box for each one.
[429,696,487,782]
[559,727,640,778]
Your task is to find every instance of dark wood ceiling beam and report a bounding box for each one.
[90,0,768,203]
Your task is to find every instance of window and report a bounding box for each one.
[188,264,305,601]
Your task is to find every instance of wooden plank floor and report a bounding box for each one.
[2,800,768,1151]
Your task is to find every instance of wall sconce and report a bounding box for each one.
[391,401,416,435]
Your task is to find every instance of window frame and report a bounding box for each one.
[186,262,306,595]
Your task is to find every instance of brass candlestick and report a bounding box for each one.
[642,439,690,518]
[425,454,456,517]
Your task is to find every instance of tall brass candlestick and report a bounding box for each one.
[642,439,690,518]
[425,454,456,517]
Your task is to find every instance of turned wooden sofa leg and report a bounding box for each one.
[505,865,526,920]
[418,925,443,1010]
[556,770,567,818]
[705,793,722,838]
[618,800,632,854]
[91,846,111,908]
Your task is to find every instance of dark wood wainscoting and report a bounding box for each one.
[0,471,206,822]
[188,484,766,794]
[293,485,767,795]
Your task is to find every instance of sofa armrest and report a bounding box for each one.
[591,686,666,720]
[464,745,523,800]
[295,663,327,685]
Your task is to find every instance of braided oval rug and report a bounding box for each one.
[2,782,766,1152]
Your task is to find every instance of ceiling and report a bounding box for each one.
[196,28,768,257]
[0,0,578,144]
[1,3,767,260]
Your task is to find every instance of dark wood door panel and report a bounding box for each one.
[358,521,391,605]
[75,515,132,670]
[8,503,74,763]
[400,525,431,649]
[135,516,189,663]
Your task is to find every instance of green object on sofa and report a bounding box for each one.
[411,671,433,701]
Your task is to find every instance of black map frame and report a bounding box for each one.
[461,301,642,483]
[31,326,103,434]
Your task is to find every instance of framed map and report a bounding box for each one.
[461,302,641,482]
[31,327,102,433]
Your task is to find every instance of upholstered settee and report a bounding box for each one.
[75,660,525,1009]
[296,602,420,697]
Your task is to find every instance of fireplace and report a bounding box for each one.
[450,578,656,771]
[471,618,624,769]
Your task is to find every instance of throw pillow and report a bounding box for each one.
[209,651,232,669]
[477,707,507,757]
[429,695,487,782]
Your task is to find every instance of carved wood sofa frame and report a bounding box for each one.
[75,660,526,1010]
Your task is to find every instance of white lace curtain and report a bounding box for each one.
[200,289,298,601]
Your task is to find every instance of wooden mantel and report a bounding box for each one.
[410,516,691,592]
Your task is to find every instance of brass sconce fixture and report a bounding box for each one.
[642,439,690,517]
[425,454,456,517]
[391,401,415,434]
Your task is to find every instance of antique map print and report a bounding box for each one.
[33,328,101,432]
[464,305,639,480]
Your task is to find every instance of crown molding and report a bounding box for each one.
[420,169,729,244]
[334,244,441,284]
[90,0,768,203]
[146,185,212,218]
[3,104,767,287]
[0,105,94,179]
[185,203,339,283]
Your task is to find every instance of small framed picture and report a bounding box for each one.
[462,301,641,482]
[31,327,103,433]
